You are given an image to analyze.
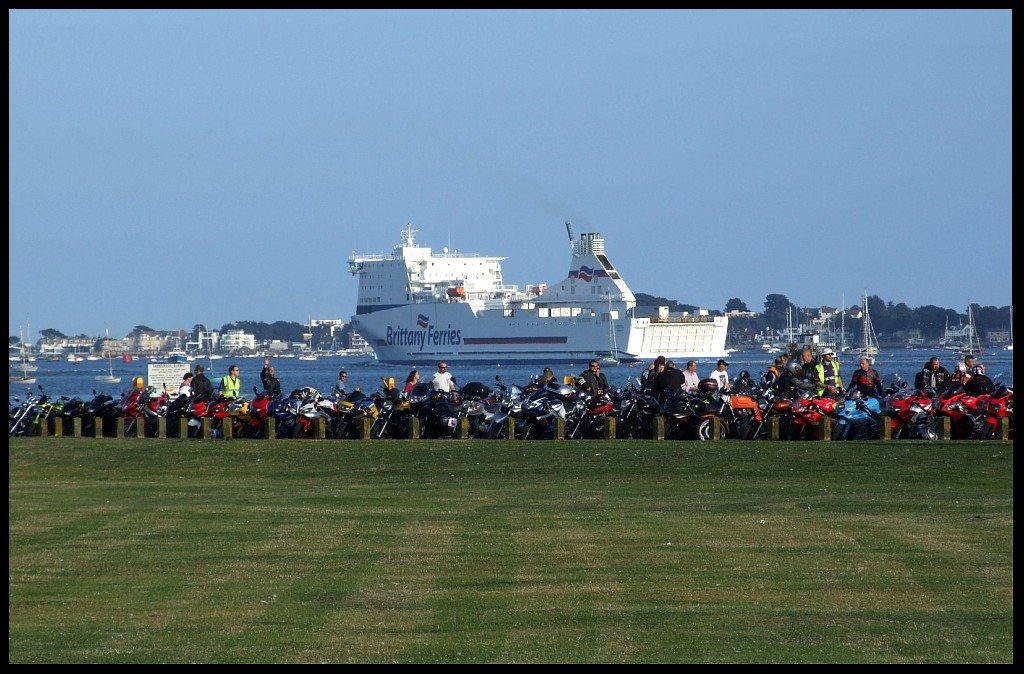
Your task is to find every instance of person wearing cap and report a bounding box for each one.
[708,359,731,392]
[811,348,843,399]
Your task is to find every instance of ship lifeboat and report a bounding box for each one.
[446,286,465,299]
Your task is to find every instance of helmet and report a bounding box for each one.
[698,378,719,393]
[785,360,803,377]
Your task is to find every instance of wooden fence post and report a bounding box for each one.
[604,416,616,440]
[654,416,665,441]
[264,417,275,441]
[157,418,167,439]
[769,416,780,441]
[506,417,515,440]
[116,418,125,438]
[819,416,831,441]
[72,417,82,438]
[711,417,722,441]
[939,416,951,441]
[555,417,565,440]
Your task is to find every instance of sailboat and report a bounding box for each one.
[10,325,37,384]
[599,295,620,365]
[95,330,122,384]
[843,291,878,358]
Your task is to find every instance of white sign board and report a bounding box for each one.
[148,363,192,393]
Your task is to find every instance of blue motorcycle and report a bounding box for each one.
[831,392,884,441]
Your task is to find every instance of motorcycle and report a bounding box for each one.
[830,391,884,440]
[518,379,576,440]
[484,377,526,439]
[615,381,661,439]
[886,379,938,440]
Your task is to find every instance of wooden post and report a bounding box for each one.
[264,417,275,441]
[136,417,146,439]
[820,416,831,441]
[72,417,82,438]
[654,416,665,441]
[201,417,212,440]
[458,416,469,440]
[997,417,1010,441]
[116,418,126,439]
[505,416,515,440]
[314,417,326,440]
[157,417,167,439]
[939,416,952,441]
[555,417,565,440]
[409,416,420,440]
[604,416,616,440]
[223,417,233,441]
[361,416,373,440]
[94,416,105,439]
[179,417,189,439]
[711,416,722,441]
[769,417,780,441]
[880,414,892,441]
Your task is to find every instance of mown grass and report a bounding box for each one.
[8,437,1013,663]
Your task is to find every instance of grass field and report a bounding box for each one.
[8,437,1013,663]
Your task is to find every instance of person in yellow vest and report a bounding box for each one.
[812,348,843,398]
[219,364,241,399]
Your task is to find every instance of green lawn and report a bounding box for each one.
[9,438,1013,663]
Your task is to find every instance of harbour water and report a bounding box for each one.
[10,348,1014,403]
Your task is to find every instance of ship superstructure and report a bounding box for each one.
[348,224,728,364]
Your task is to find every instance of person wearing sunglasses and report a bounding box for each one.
[577,360,609,397]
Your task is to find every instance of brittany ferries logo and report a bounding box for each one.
[386,315,462,352]
[569,266,609,283]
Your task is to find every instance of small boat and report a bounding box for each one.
[95,335,122,384]
[843,291,879,358]
[67,353,84,364]
[298,353,318,361]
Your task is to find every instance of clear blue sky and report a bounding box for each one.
[10,9,1012,340]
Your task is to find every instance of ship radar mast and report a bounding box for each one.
[565,221,574,250]
[401,222,419,247]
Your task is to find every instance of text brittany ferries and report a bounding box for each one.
[348,222,728,365]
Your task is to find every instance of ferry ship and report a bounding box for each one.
[347,224,728,365]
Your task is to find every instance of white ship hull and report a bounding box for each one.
[349,225,728,365]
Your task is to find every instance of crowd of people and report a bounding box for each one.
[147,350,994,406]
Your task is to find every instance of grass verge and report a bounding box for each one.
[9,438,1013,663]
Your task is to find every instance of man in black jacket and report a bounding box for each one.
[191,363,214,401]
[260,358,282,399]
[914,357,950,392]
[651,360,686,402]
[578,360,609,397]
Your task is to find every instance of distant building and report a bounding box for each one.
[220,329,256,352]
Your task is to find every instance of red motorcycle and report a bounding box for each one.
[974,384,1013,439]
[935,385,988,439]
[786,393,838,440]
[887,382,938,440]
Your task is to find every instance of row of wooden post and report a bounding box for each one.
[36,414,1011,441]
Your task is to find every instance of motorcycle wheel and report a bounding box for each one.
[697,418,727,441]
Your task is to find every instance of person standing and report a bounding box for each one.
[333,370,361,398]
[640,356,665,390]
[681,360,700,392]
[651,359,686,402]
[260,357,282,399]
[403,369,420,395]
[431,361,456,392]
[219,364,241,399]
[177,372,194,397]
[708,359,731,391]
[913,356,950,392]
[577,360,610,397]
[812,348,843,398]
[849,357,883,397]
[191,364,213,401]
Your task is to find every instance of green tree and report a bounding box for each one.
[725,298,749,312]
